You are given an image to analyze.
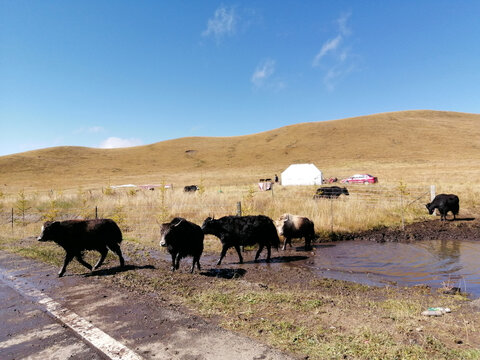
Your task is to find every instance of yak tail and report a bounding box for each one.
[110,221,123,244]
[116,225,123,244]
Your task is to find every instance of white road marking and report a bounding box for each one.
[0,270,143,360]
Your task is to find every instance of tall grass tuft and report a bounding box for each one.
[15,189,30,226]
[40,191,60,222]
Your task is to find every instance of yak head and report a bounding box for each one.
[425,203,434,215]
[37,221,60,242]
[275,214,291,236]
[159,218,185,247]
[201,217,219,235]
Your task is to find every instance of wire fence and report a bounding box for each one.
[0,184,435,242]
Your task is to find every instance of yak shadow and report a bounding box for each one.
[243,255,309,264]
[200,268,247,279]
[454,217,475,221]
[85,264,155,277]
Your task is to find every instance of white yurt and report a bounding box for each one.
[281,164,323,186]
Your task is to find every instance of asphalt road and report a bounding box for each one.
[0,281,104,360]
[0,251,295,360]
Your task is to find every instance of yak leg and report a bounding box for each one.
[59,253,74,277]
[282,236,292,250]
[234,245,244,264]
[217,244,229,265]
[75,254,93,271]
[191,255,201,273]
[175,253,182,270]
[255,244,265,262]
[305,237,312,251]
[265,245,272,262]
[93,248,108,270]
[170,253,176,271]
[108,243,125,267]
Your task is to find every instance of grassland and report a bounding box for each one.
[1,110,480,236]
[1,110,479,191]
[1,109,480,359]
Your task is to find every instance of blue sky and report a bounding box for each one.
[1,1,480,156]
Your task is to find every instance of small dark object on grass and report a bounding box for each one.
[443,287,461,295]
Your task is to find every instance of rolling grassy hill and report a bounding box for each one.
[1,110,479,191]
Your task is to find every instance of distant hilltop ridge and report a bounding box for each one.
[1,110,479,190]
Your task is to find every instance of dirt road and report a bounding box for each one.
[0,251,296,360]
[2,218,480,359]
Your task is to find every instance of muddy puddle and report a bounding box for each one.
[155,240,480,297]
[131,219,480,298]
[299,239,480,297]
[191,237,480,297]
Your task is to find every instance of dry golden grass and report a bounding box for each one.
[1,110,480,360]
[1,109,480,240]
[1,110,479,192]
[1,181,475,251]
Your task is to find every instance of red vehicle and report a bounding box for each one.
[340,174,378,184]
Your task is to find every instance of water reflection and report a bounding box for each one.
[307,239,480,297]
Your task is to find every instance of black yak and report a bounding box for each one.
[159,217,204,273]
[201,215,280,265]
[37,219,125,277]
[184,185,199,192]
[426,194,459,221]
[313,186,349,199]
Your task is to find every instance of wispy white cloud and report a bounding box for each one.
[337,12,351,36]
[99,137,143,149]
[202,6,237,40]
[251,59,286,91]
[313,11,356,91]
[312,35,342,67]
[251,59,276,87]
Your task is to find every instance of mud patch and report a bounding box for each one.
[85,264,156,277]
[200,268,247,279]
[341,217,480,243]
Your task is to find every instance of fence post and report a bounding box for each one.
[400,192,405,230]
[95,206,98,219]
[236,201,244,252]
[330,198,334,233]
[430,185,436,202]
[11,208,14,235]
